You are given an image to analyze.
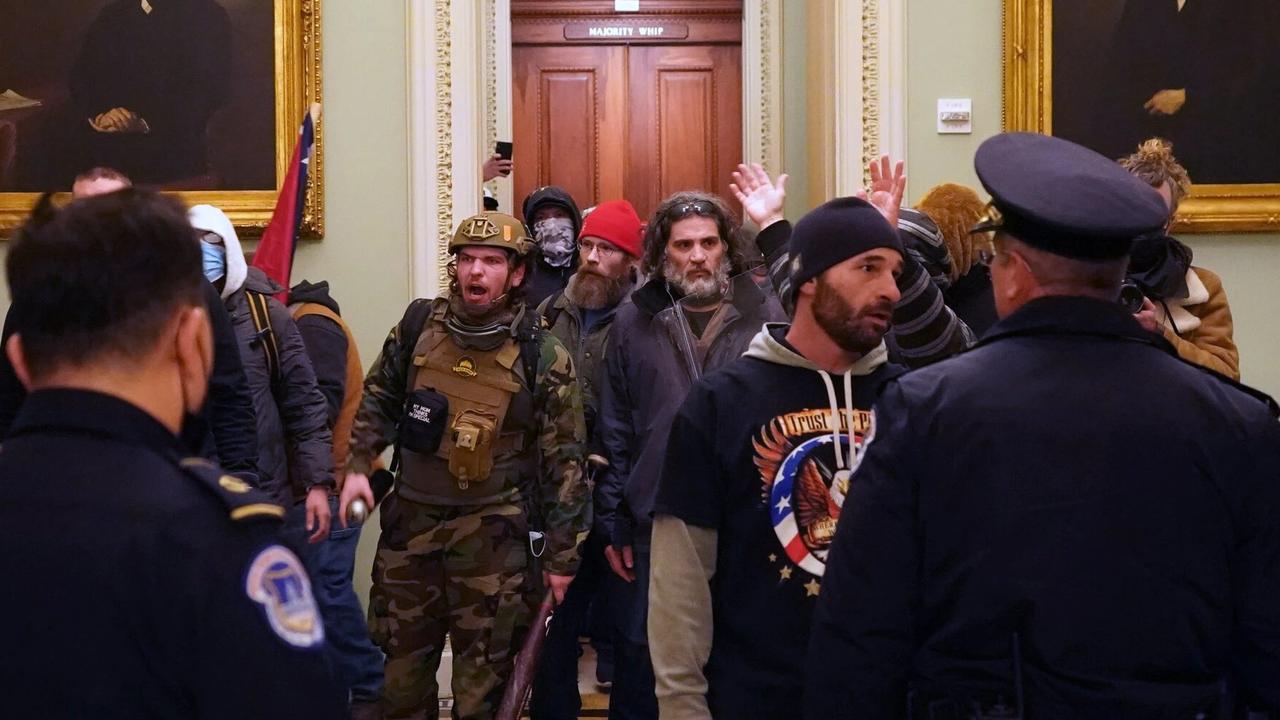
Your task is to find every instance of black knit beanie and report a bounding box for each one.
[788,197,904,301]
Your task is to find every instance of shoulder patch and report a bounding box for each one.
[180,458,285,522]
[245,545,325,648]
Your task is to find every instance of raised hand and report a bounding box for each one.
[855,155,906,229]
[730,162,788,230]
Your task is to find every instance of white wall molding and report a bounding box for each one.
[832,0,867,196]
[406,0,444,299]
[743,0,783,172]
[877,0,908,166]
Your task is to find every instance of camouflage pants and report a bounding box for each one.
[369,496,533,720]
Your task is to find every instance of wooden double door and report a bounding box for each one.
[512,2,743,221]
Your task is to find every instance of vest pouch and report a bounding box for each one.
[448,408,499,489]
[400,388,449,455]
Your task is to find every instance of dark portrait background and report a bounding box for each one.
[1051,0,1280,185]
[0,0,274,191]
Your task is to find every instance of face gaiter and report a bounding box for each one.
[533,217,576,268]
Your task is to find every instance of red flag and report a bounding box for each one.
[253,105,318,302]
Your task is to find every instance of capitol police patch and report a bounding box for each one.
[245,545,324,648]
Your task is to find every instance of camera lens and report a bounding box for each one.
[1118,280,1146,314]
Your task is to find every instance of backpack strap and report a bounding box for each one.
[245,291,281,387]
[399,298,439,394]
[516,308,545,393]
[389,297,438,474]
[537,291,565,332]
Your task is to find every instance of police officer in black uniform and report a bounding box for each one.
[804,133,1280,720]
[0,190,345,718]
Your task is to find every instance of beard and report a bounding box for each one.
[565,267,631,310]
[811,278,894,355]
[663,255,731,304]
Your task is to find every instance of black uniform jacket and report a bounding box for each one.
[0,280,260,482]
[0,390,344,719]
[805,296,1280,719]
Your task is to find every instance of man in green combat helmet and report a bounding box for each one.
[340,211,589,720]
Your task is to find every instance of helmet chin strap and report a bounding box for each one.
[448,282,523,351]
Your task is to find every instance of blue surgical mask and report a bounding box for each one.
[200,240,226,283]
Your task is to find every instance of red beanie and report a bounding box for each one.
[579,199,643,258]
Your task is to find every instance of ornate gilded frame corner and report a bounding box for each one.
[0,0,325,238]
[1003,0,1279,233]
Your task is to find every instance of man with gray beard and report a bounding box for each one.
[596,191,787,719]
[532,199,644,720]
[598,162,968,717]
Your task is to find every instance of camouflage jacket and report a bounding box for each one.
[347,297,590,575]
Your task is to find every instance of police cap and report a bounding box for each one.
[973,132,1169,260]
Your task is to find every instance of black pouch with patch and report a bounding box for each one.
[400,388,449,455]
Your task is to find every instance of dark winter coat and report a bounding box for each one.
[597,276,786,545]
[225,268,334,505]
[287,280,349,428]
[0,281,259,482]
[805,296,1280,719]
[537,289,622,441]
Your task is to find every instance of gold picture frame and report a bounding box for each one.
[1003,0,1280,234]
[0,0,323,237]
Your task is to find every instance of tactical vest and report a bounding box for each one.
[397,300,538,505]
[289,302,364,490]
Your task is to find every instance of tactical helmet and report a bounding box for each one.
[449,212,534,256]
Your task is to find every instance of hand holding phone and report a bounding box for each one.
[484,142,514,181]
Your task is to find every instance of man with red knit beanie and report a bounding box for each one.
[531,198,643,720]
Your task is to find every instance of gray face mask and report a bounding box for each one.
[533,217,576,268]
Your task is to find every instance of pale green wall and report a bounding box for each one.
[295,0,410,367]
[780,0,810,220]
[906,0,1280,397]
[301,0,411,604]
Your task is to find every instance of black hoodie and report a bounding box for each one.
[649,323,902,718]
[521,186,583,309]
[287,280,349,427]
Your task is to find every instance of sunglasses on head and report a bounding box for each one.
[670,200,716,219]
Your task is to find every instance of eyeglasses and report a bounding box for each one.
[579,239,619,259]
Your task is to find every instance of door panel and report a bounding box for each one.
[626,45,741,219]
[512,45,625,217]
[512,19,741,222]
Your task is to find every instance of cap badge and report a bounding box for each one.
[461,218,499,240]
